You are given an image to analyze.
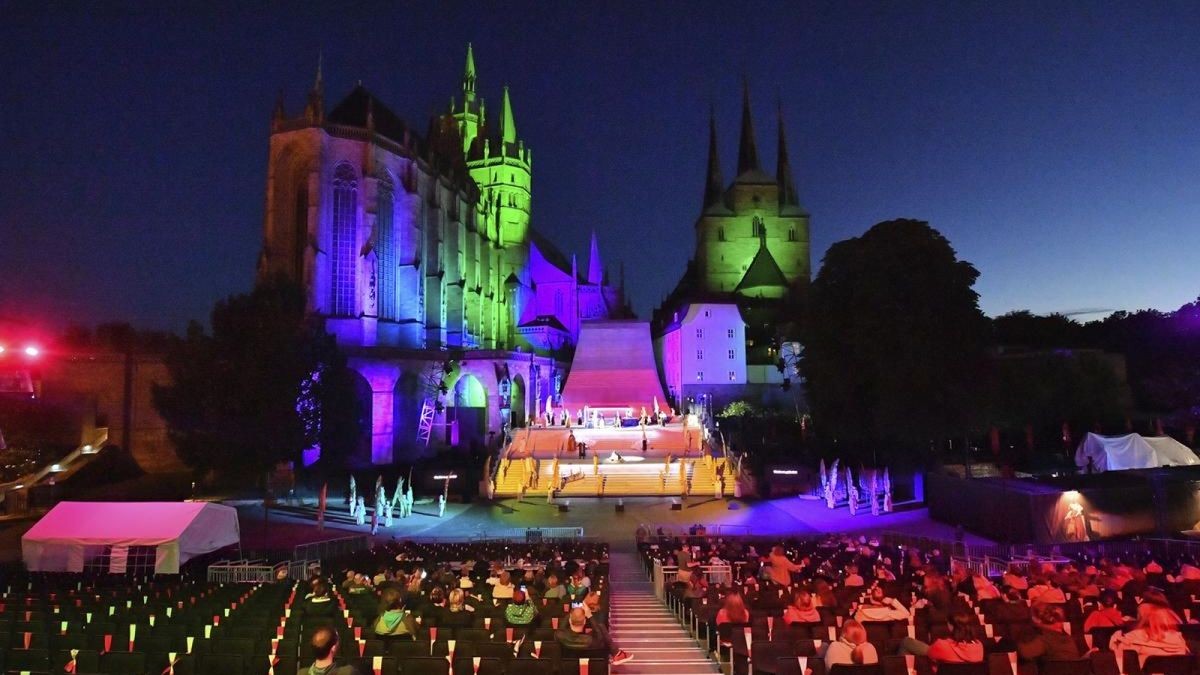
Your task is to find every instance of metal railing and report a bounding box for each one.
[291,535,371,565]
[651,559,734,600]
[207,559,287,583]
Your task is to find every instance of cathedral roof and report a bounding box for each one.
[735,241,789,293]
[327,85,414,148]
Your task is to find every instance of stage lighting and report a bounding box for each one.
[0,345,5,355]
[24,345,39,357]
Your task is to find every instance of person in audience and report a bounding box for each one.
[1083,590,1125,630]
[716,590,750,625]
[492,570,515,600]
[1027,576,1067,604]
[505,589,538,627]
[555,606,634,666]
[458,568,475,589]
[1110,604,1189,663]
[437,588,475,630]
[567,567,591,602]
[844,565,865,587]
[855,586,910,622]
[1017,603,1081,663]
[825,620,879,668]
[1179,559,1200,581]
[784,589,821,624]
[899,612,985,663]
[373,588,417,639]
[543,573,567,600]
[972,570,1002,600]
[993,587,1032,625]
[300,626,356,675]
[813,578,838,609]
[1003,564,1030,591]
[301,580,337,618]
[767,546,803,586]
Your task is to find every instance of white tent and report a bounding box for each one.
[22,501,240,574]
[1074,433,1200,472]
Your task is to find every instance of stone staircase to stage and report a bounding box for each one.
[608,544,720,674]
[493,456,734,498]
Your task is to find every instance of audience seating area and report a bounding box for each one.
[0,540,612,675]
[641,535,1200,675]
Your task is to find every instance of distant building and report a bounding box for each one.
[258,47,630,464]
[653,85,809,411]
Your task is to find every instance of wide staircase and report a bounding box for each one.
[608,544,719,674]
[494,456,734,498]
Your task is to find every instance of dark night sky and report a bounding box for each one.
[2,1,1199,335]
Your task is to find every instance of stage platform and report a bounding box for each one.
[503,419,704,460]
[493,453,732,498]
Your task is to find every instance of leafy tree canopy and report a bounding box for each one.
[153,277,359,476]
[801,219,991,453]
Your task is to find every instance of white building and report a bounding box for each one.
[654,303,747,408]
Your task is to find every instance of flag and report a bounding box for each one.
[317,484,327,531]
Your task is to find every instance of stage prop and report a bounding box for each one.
[560,320,669,411]
[1075,433,1199,472]
[22,501,240,574]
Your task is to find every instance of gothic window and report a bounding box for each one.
[377,177,395,319]
[788,227,797,242]
[331,163,358,316]
[717,226,725,242]
[293,182,308,280]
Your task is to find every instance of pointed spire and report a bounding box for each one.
[313,50,323,93]
[587,231,603,285]
[272,88,287,122]
[500,86,517,145]
[306,51,324,124]
[776,100,799,206]
[463,43,477,104]
[736,79,761,176]
[703,105,725,210]
[571,253,578,283]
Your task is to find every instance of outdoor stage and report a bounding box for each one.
[493,419,730,497]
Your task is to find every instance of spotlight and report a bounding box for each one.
[0,345,5,355]
[24,345,39,358]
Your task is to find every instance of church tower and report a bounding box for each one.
[695,83,809,297]
[455,45,532,284]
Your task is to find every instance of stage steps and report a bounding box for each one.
[492,456,734,498]
[608,544,719,674]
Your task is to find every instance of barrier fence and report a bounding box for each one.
[206,559,287,583]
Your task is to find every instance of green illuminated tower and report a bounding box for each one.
[450,45,532,283]
[695,83,809,297]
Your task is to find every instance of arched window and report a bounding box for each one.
[376,175,395,319]
[331,163,358,316]
[293,181,308,280]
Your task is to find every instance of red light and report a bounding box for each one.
[24,346,39,358]
[0,345,5,355]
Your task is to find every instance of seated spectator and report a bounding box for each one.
[875,564,897,582]
[1179,560,1200,581]
[491,571,515,600]
[1017,603,1081,663]
[505,589,538,627]
[814,578,838,609]
[373,588,417,639]
[555,606,633,665]
[900,612,985,663]
[1145,560,1164,575]
[972,570,1001,600]
[993,588,1032,624]
[1028,577,1066,604]
[784,589,821,624]
[543,573,567,600]
[302,580,337,618]
[855,586,910,622]
[844,565,865,587]
[345,573,372,594]
[825,620,879,668]
[300,626,355,675]
[1110,604,1189,664]
[437,588,474,630]
[1083,590,1125,631]
[458,568,475,589]
[567,568,591,602]
[1003,565,1030,591]
[716,590,750,627]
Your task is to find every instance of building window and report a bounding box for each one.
[704,310,710,317]
[717,226,725,242]
[695,328,703,338]
[696,349,703,360]
[376,178,395,319]
[788,227,797,242]
[727,328,735,338]
[728,349,735,360]
[331,163,358,316]
[696,371,703,381]
[728,371,736,381]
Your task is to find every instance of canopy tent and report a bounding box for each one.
[1074,433,1200,472]
[22,501,240,574]
[560,320,669,410]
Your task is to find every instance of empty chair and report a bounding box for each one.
[100,650,148,675]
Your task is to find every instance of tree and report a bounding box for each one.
[801,219,991,458]
[153,277,359,477]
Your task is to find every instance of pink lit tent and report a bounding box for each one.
[561,320,668,410]
[1074,433,1200,472]
[22,501,240,574]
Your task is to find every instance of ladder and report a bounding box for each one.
[416,398,435,447]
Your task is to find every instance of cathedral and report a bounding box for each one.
[653,84,810,410]
[258,47,629,464]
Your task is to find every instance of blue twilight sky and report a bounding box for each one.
[1,1,1198,334]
